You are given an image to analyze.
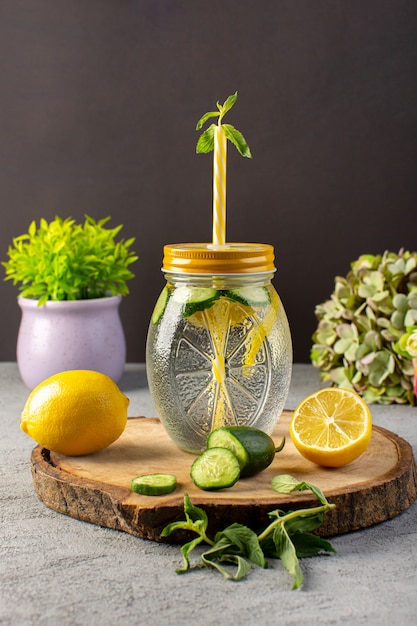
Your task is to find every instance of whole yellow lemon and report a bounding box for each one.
[20,370,129,456]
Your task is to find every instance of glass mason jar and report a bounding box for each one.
[146,243,292,453]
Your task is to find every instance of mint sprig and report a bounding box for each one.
[195,91,252,158]
[161,475,336,589]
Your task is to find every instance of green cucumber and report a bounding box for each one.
[190,447,241,491]
[172,285,219,317]
[225,286,271,307]
[207,429,249,471]
[151,286,170,324]
[130,473,177,496]
[207,426,284,478]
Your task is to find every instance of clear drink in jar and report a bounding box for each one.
[146,243,292,454]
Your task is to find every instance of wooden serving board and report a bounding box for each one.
[30,411,417,541]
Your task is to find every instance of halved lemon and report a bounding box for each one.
[289,388,372,467]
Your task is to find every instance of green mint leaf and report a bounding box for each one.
[218,92,238,119]
[271,475,329,507]
[161,495,209,541]
[221,554,252,581]
[183,494,209,530]
[195,92,252,158]
[273,526,304,589]
[267,508,286,520]
[196,124,215,153]
[220,523,267,568]
[176,536,204,574]
[271,475,301,493]
[202,549,252,581]
[222,124,252,158]
[200,534,247,579]
[291,533,336,558]
[260,516,331,557]
[285,480,328,506]
[169,493,335,588]
[201,535,237,561]
[196,110,220,130]
[201,553,235,580]
[284,512,325,535]
[201,529,259,580]
[304,483,328,506]
[258,533,277,558]
[160,520,192,538]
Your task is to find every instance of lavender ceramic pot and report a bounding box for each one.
[17,296,126,389]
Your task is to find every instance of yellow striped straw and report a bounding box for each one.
[212,125,227,246]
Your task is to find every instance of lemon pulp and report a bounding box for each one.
[290,388,372,467]
[178,293,279,431]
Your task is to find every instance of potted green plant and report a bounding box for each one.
[2,215,138,388]
[311,249,417,405]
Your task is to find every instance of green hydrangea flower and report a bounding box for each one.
[395,325,417,359]
[311,250,417,405]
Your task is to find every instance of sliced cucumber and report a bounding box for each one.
[190,447,241,491]
[207,426,284,478]
[152,286,170,324]
[172,285,219,317]
[225,286,271,307]
[130,473,177,496]
[207,428,249,471]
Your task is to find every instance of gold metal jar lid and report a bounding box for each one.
[162,243,276,275]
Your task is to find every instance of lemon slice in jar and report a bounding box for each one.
[174,290,276,431]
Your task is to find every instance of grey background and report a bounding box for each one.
[1,0,416,364]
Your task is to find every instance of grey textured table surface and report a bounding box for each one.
[1,362,416,626]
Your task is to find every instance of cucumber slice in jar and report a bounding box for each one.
[151,286,171,324]
[190,448,241,491]
[130,473,177,495]
[207,426,284,478]
[172,285,219,317]
[225,286,271,307]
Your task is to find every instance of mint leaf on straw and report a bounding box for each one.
[218,92,238,120]
[196,91,252,158]
[196,125,215,153]
[196,111,220,131]
[222,124,252,158]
